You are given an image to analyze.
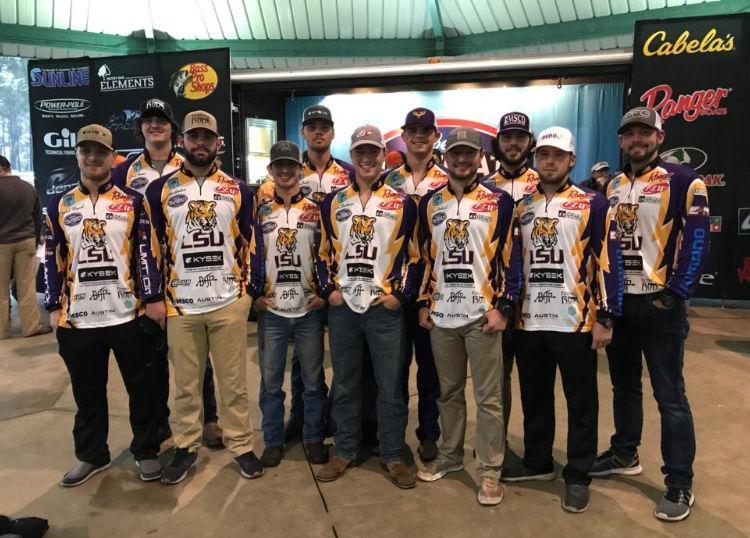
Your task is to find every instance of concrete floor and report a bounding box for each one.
[1,300,749,538]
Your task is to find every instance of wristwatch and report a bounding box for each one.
[596,311,615,329]
[497,299,515,320]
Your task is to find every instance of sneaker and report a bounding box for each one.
[136,458,162,482]
[305,442,330,465]
[161,448,197,485]
[477,477,504,506]
[417,460,464,482]
[654,487,694,522]
[589,449,642,477]
[235,451,264,479]
[202,422,224,449]
[418,440,438,463]
[500,461,555,482]
[59,461,111,487]
[316,456,352,482]
[562,483,590,513]
[381,461,416,489]
[284,415,303,444]
[261,445,283,467]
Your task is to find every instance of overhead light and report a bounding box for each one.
[231,49,633,83]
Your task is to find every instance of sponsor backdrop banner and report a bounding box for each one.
[630,15,750,300]
[29,48,231,206]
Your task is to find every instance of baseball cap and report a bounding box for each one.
[269,140,302,165]
[497,112,531,135]
[183,111,218,136]
[533,127,576,155]
[350,125,385,150]
[591,161,610,173]
[76,124,113,150]
[402,107,437,129]
[444,127,483,152]
[302,104,333,126]
[618,106,663,133]
[140,98,175,121]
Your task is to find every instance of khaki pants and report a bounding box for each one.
[430,318,504,479]
[0,238,43,338]
[167,294,254,456]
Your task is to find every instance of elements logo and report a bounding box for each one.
[642,28,735,57]
[170,63,218,100]
[640,84,730,122]
[97,64,155,92]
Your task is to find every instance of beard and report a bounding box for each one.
[497,145,530,168]
[185,148,217,167]
[539,168,569,185]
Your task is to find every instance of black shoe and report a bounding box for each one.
[418,440,438,462]
[161,448,197,485]
[235,451,264,479]
[157,423,172,445]
[589,449,642,477]
[284,415,303,444]
[305,442,329,464]
[59,460,111,487]
[500,461,555,482]
[654,487,694,522]
[261,445,283,467]
[562,483,590,513]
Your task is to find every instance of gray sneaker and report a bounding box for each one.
[417,459,464,482]
[136,458,162,481]
[562,483,590,513]
[500,461,555,482]
[654,487,694,522]
[59,461,111,487]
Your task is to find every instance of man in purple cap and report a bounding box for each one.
[383,108,448,462]
[482,111,540,456]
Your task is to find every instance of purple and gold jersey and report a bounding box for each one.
[256,155,354,206]
[44,181,160,328]
[317,177,419,314]
[384,159,449,202]
[483,165,540,202]
[112,149,183,195]
[256,192,321,317]
[516,182,622,333]
[417,177,521,329]
[145,165,259,317]
[606,158,709,298]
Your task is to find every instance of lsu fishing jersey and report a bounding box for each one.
[256,155,353,205]
[607,158,709,298]
[417,178,521,329]
[112,149,183,194]
[256,192,321,317]
[317,177,419,313]
[384,159,448,201]
[483,164,540,202]
[516,182,622,332]
[145,165,259,317]
[45,182,161,328]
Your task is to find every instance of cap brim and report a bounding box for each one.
[401,122,436,129]
[269,157,302,165]
[302,118,334,126]
[142,109,171,120]
[183,127,219,136]
[349,140,385,151]
[445,142,482,152]
[617,121,660,134]
[533,143,574,154]
[76,139,113,151]
[497,127,532,135]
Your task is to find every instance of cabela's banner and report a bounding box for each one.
[630,15,750,301]
[28,48,231,206]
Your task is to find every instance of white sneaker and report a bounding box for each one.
[416,461,464,482]
[477,477,504,506]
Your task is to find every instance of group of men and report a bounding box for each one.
[43,98,708,523]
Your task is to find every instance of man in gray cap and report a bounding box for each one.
[416,127,520,506]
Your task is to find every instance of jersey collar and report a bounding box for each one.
[447,173,482,195]
[78,178,114,194]
[496,162,530,180]
[402,158,437,175]
[535,177,572,195]
[303,151,335,173]
[142,146,177,167]
[623,155,661,179]
[351,174,385,192]
[273,189,305,205]
[180,162,218,178]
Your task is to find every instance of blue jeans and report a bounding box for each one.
[605,293,695,488]
[257,309,326,446]
[328,302,408,463]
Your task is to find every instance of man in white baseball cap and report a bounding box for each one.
[581,161,611,193]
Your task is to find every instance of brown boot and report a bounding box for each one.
[203,422,224,449]
[315,456,351,482]
[382,461,416,489]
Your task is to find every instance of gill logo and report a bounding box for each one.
[643,29,735,57]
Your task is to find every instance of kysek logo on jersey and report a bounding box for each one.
[350,215,376,245]
[615,203,639,236]
[276,228,298,254]
[531,217,559,249]
[444,219,470,252]
[186,200,218,233]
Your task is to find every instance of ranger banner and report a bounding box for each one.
[29,48,232,206]
[630,15,750,301]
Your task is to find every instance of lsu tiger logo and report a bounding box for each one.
[276,228,298,254]
[444,219,470,252]
[615,203,639,236]
[350,215,376,245]
[186,200,217,233]
[531,217,559,249]
[81,218,107,249]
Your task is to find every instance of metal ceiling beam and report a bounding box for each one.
[0,0,748,59]
[426,0,445,56]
